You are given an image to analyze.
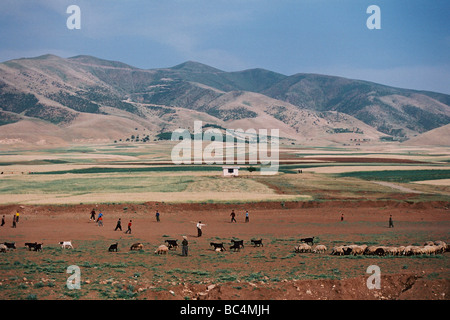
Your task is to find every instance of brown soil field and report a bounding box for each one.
[0,200,449,301]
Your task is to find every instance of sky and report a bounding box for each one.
[1,0,449,94]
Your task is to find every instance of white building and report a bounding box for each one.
[222,166,240,177]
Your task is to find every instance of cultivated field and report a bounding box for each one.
[0,142,449,300]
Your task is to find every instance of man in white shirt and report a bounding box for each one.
[197,221,206,237]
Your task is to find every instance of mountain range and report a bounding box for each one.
[0,54,449,147]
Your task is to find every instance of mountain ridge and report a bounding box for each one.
[0,54,449,148]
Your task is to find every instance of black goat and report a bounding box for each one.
[300,237,315,245]
[210,242,226,251]
[33,243,43,251]
[165,239,178,250]
[108,243,118,252]
[251,239,263,247]
[230,243,241,252]
[3,242,16,250]
[25,242,38,251]
[231,239,244,249]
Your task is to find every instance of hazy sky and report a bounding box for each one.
[1,0,449,94]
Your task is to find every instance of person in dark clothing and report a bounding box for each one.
[245,210,249,223]
[1,215,5,226]
[340,213,344,221]
[90,209,96,221]
[389,215,394,228]
[181,236,188,256]
[114,218,122,231]
[12,215,16,228]
[125,220,132,234]
[156,210,160,222]
[230,210,236,223]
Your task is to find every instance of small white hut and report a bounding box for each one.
[222,166,240,177]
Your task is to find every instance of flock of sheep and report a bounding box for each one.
[294,240,449,257]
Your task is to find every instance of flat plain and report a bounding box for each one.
[0,141,449,300]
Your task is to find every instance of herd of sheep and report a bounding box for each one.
[294,240,449,257]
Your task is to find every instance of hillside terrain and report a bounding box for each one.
[0,54,449,148]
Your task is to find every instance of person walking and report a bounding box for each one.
[197,221,206,237]
[245,210,249,223]
[1,215,5,226]
[156,210,160,222]
[90,208,96,221]
[114,218,122,231]
[15,211,20,223]
[125,220,132,234]
[389,215,394,228]
[12,215,16,228]
[181,236,189,256]
[340,213,344,222]
[97,211,103,226]
[230,210,236,223]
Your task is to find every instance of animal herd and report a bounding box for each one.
[1,238,448,258]
[293,239,449,256]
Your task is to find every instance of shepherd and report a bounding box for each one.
[230,210,236,223]
[181,236,189,256]
[196,221,206,237]
[125,220,132,234]
[90,208,96,221]
[114,218,122,231]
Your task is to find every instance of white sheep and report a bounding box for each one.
[312,244,327,253]
[294,243,311,253]
[331,246,344,256]
[0,244,7,253]
[364,246,378,255]
[155,245,169,255]
[351,244,367,255]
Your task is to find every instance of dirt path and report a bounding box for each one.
[373,181,424,194]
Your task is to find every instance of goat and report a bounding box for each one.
[155,245,169,254]
[130,243,144,251]
[59,241,73,249]
[230,242,241,252]
[165,239,178,250]
[3,242,16,250]
[32,243,43,252]
[231,239,244,249]
[25,242,38,251]
[210,242,226,251]
[300,237,315,245]
[251,239,263,247]
[108,243,118,252]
